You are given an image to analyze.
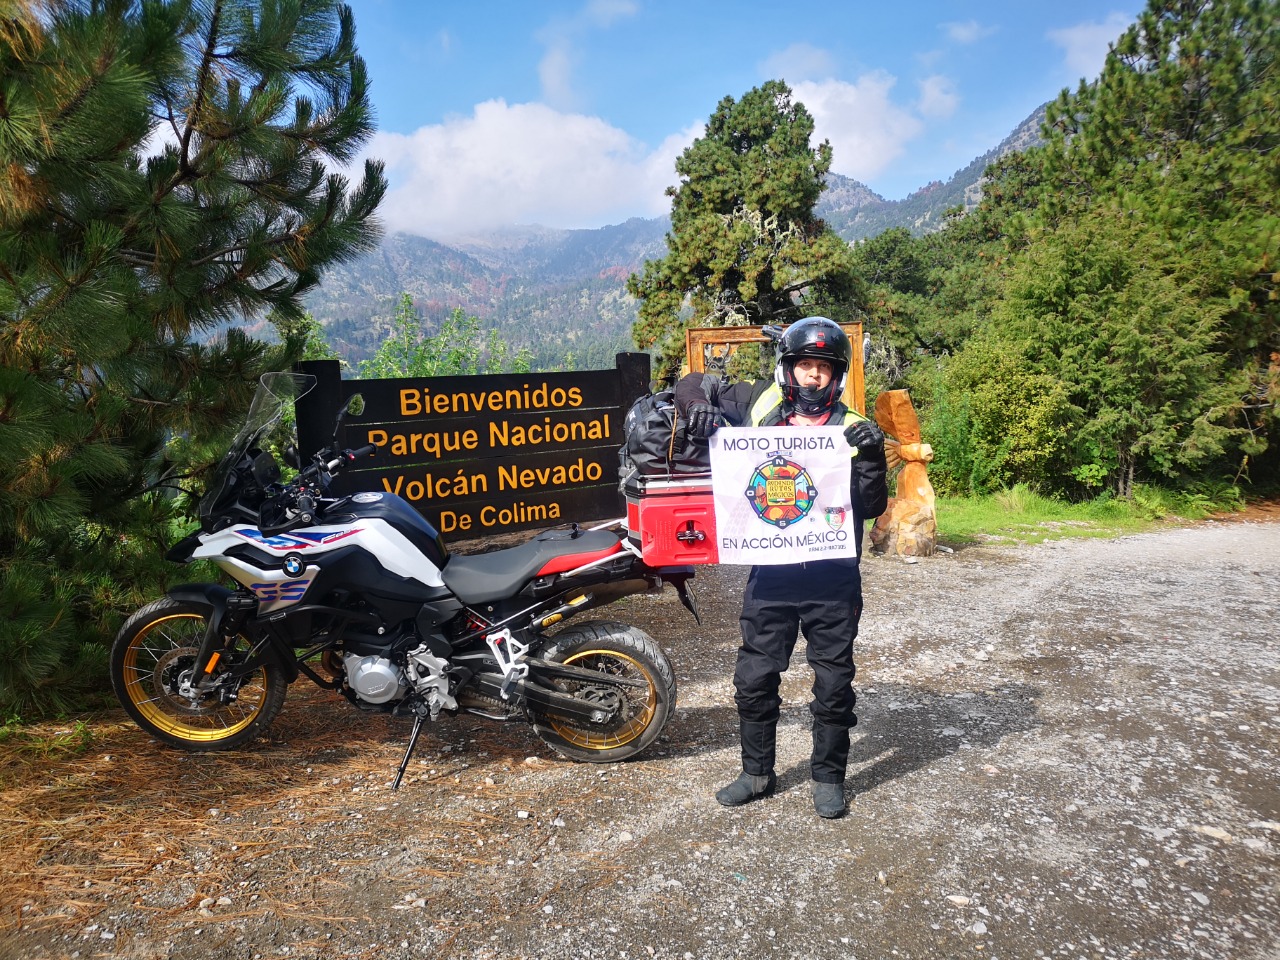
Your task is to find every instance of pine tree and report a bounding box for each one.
[991,213,1248,497]
[0,0,386,713]
[1037,0,1279,467]
[627,80,863,377]
[357,294,534,378]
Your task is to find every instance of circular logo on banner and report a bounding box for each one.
[744,455,818,529]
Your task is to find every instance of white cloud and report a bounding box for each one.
[584,0,638,27]
[538,39,577,110]
[535,0,639,110]
[916,75,958,120]
[759,43,837,83]
[361,49,934,235]
[792,75,924,184]
[365,100,689,238]
[1048,13,1132,80]
[942,20,996,44]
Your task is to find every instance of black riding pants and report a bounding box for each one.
[734,559,862,730]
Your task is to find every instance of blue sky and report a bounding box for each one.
[343,0,1149,239]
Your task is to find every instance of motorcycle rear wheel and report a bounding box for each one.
[111,597,287,751]
[530,620,676,763]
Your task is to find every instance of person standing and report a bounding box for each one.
[675,317,888,818]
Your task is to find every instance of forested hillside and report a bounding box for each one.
[819,105,1048,240]
[849,0,1278,501]
[302,220,668,369]
[300,106,1045,370]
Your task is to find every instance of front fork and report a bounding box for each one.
[165,584,260,702]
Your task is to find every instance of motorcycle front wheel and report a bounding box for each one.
[110,597,287,751]
[530,620,676,763]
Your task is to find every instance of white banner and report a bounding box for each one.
[709,426,858,565]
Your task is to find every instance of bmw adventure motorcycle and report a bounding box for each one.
[111,373,697,788]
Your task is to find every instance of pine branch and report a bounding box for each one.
[179,0,224,182]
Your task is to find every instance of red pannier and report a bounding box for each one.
[617,390,719,566]
[624,476,718,566]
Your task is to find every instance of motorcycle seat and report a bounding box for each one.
[441,529,624,605]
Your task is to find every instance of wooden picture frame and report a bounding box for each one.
[684,322,866,415]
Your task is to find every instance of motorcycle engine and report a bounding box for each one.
[343,654,407,704]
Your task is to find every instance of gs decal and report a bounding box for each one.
[249,580,311,603]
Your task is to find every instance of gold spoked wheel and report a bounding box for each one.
[531,621,676,763]
[111,598,286,751]
[547,647,658,750]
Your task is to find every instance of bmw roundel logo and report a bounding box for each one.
[283,555,305,577]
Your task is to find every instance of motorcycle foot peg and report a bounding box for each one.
[498,663,528,700]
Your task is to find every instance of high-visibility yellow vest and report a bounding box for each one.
[747,384,871,456]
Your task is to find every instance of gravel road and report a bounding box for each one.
[4,517,1278,960]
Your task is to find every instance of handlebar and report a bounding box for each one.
[295,493,316,523]
[259,444,378,536]
[326,443,377,471]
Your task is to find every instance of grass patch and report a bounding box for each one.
[935,483,1243,546]
[0,717,94,765]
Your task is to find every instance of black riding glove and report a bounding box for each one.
[685,402,720,439]
[845,421,886,460]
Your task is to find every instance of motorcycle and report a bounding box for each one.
[110,372,697,788]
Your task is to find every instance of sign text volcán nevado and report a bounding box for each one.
[294,356,650,538]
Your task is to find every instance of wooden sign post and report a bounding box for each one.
[684,322,866,415]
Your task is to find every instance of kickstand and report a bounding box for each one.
[392,713,427,791]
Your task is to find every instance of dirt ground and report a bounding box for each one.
[2,511,1278,960]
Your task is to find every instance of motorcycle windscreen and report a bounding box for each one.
[199,372,316,527]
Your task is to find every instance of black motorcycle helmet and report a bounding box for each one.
[774,317,851,415]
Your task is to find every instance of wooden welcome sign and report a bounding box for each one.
[294,355,651,537]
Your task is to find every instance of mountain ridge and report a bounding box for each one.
[302,103,1048,368]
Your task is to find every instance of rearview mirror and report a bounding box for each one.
[332,393,365,441]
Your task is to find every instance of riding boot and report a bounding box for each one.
[812,781,846,819]
[811,720,850,818]
[740,718,777,777]
[715,719,777,807]
[715,770,777,806]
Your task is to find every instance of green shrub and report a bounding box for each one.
[914,339,1071,497]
